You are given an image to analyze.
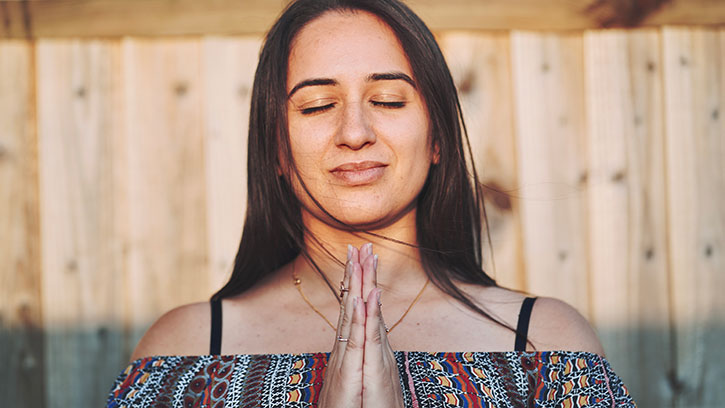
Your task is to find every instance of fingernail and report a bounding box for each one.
[347,244,352,261]
[353,297,358,310]
[365,242,373,255]
[373,254,378,270]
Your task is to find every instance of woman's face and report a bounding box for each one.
[286,10,436,228]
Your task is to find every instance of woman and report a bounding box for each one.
[108,0,636,406]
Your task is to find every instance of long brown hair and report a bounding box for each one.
[213,0,507,330]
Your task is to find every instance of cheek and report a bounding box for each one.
[288,121,330,171]
[376,111,432,166]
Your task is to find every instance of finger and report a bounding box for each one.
[359,242,372,267]
[339,296,365,376]
[365,288,390,370]
[337,251,363,351]
[350,247,363,299]
[335,254,353,339]
[339,244,352,303]
[351,244,360,266]
[363,289,390,391]
[361,249,377,307]
[335,259,357,355]
[363,288,402,403]
[356,243,369,280]
[365,288,384,350]
[334,246,362,359]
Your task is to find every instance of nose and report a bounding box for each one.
[334,101,376,150]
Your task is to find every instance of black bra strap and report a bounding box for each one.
[514,297,537,351]
[210,298,222,355]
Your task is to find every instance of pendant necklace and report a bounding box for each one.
[292,260,429,333]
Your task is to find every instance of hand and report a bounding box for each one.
[317,243,405,408]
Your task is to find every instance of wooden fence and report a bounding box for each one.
[1,26,723,408]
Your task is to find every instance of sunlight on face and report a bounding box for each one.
[286,10,436,229]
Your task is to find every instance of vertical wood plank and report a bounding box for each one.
[663,27,725,408]
[36,39,125,407]
[584,29,673,406]
[0,40,45,408]
[511,32,591,315]
[0,29,720,408]
[202,37,261,292]
[122,38,209,344]
[438,32,524,290]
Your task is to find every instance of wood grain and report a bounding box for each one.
[0,26,723,406]
[438,32,524,290]
[511,31,591,316]
[584,29,673,406]
[202,37,261,292]
[662,26,725,408]
[121,38,210,344]
[0,40,45,408]
[36,39,126,407]
[1,0,724,39]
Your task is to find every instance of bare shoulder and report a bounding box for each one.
[528,296,605,356]
[130,301,211,361]
[461,285,605,355]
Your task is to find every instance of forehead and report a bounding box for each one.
[287,10,413,87]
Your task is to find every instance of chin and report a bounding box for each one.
[302,199,416,231]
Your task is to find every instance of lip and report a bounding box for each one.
[330,161,388,185]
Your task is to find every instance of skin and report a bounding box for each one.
[285,9,435,232]
[288,11,430,404]
[318,244,404,407]
[130,10,606,406]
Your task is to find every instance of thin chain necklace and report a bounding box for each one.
[292,260,430,333]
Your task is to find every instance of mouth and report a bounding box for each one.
[330,161,388,185]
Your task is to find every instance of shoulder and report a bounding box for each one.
[463,286,604,355]
[527,296,605,356]
[130,301,212,361]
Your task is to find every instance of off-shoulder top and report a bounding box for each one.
[106,297,637,407]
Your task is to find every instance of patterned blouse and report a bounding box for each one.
[107,350,636,407]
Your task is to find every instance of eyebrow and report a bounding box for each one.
[287,71,416,98]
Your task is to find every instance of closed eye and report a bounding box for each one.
[301,104,335,115]
[300,101,405,115]
[372,101,405,108]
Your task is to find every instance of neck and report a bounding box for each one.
[292,208,428,297]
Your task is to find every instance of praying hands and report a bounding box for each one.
[317,243,405,408]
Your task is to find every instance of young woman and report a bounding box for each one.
[107,0,636,406]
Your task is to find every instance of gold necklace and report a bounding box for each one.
[292,261,430,333]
